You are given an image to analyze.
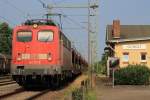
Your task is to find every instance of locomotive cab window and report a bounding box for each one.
[38,30,54,42]
[17,31,32,42]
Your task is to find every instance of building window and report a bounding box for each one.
[122,52,129,62]
[140,53,147,62]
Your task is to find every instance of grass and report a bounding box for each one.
[85,89,97,100]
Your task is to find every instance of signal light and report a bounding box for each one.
[109,58,119,68]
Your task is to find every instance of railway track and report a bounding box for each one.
[0,77,16,86]
[0,89,47,100]
[0,79,13,83]
[0,74,88,100]
[28,74,88,100]
[0,83,23,100]
[26,90,51,100]
[0,75,11,80]
[0,88,25,99]
[0,86,51,100]
[0,81,16,86]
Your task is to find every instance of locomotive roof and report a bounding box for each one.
[24,19,57,26]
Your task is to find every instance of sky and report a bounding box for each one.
[0,0,150,60]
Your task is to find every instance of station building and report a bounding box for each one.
[106,20,150,68]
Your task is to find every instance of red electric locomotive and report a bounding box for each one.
[11,19,87,87]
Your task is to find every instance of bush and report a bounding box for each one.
[114,65,150,85]
[95,63,107,75]
[72,88,83,100]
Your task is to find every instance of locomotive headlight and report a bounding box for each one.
[47,53,52,61]
[17,53,22,61]
[33,24,38,29]
[17,57,21,61]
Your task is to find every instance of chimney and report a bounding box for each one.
[113,20,120,38]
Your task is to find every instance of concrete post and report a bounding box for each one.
[107,57,110,77]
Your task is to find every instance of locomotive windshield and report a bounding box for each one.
[17,31,32,42]
[38,30,54,42]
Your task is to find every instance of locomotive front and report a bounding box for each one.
[11,21,62,86]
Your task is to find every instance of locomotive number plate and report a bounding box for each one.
[29,61,41,64]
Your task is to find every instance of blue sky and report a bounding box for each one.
[0,0,150,60]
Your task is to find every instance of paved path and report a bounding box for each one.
[96,76,150,100]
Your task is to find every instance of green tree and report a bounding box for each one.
[94,53,108,74]
[101,53,108,67]
[0,22,12,54]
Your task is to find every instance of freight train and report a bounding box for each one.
[11,19,88,87]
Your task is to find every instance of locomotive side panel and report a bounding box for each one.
[59,32,73,71]
[62,46,72,70]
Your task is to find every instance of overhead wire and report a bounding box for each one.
[51,0,88,56]
[0,0,31,19]
[51,0,89,32]
[37,0,88,30]
[54,0,69,4]
[37,0,89,47]
[0,16,15,26]
[37,0,47,8]
[1,0,29,18]
[62,17,85,30]
[63,15,88,30]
